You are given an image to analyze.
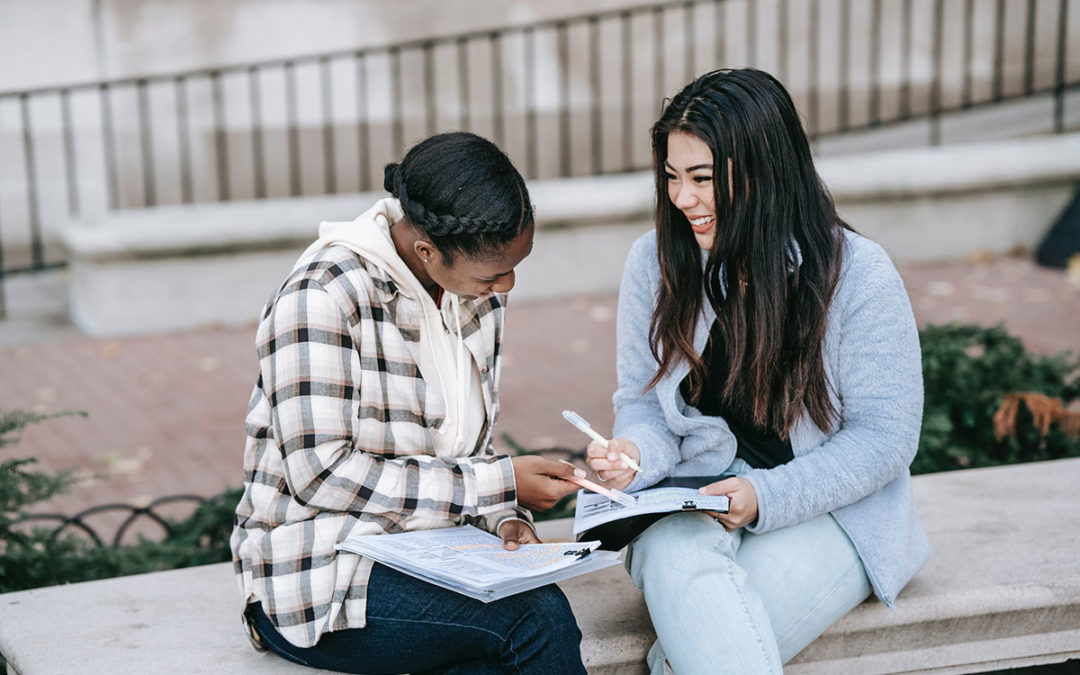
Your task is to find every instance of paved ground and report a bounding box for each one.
[1,253,1077,534]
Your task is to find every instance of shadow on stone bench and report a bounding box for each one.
[2,458,1079,674]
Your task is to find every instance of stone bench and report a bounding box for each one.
[2,458,1079,674]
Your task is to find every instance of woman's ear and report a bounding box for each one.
[414,240,437,264]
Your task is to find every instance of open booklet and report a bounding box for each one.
[336,525,621,602]
[573,476,732,551]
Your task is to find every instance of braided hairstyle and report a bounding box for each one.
[384,132,533,262]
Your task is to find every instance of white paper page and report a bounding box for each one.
[573,487,731,534]
[344,526,508,582]
[338,526,600,585]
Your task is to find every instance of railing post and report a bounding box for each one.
[99,83,119,210]
[136,79,156,207]
[590,16,602,176]
[808,0,819,138]
[60,88,81,216]
[778,0,788,87]
[175,75,194,204]
[524,26,537,179]
[211,71,230,202]
[557,21,571,178]
[622,10,634,172]
[285,61,301,197]
[899,0,912,120]
[654,6,665,112]
[962,0,975,109]
[355,52,371,192]
[248,66,267,200]
[1024,0,1036,96]
[457,37,471,132]
[423,42,436,139]
[685,0,696,85]
[930,0,945,145]
[321,56,337,195]
[993,0,1006,102]
[838,0,850,132]
[490,32,504,148]
[20,94,44,269]
[869,0,882,126]
[714,0,725,69]
[1055,0,1068,133]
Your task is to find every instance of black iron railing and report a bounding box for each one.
[15,492,233,548]
[0,0,1077,316]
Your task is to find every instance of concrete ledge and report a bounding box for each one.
[56,133,1080,335]
[2,458,1078,674]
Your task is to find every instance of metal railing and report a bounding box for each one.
[0,0,1076,317]
[15,492,234,548]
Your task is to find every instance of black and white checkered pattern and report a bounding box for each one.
[231,243,525,648]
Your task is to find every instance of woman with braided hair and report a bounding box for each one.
[587,69,928,673]
[231,131,587,673]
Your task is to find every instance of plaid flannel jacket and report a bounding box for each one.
[231,242,527,648]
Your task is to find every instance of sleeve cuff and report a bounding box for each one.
[468,455,519,516]
[740,469,774,534]
[619,422,678,492]
[493,515,537,539]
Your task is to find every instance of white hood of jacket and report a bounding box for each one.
[302,198,485,456]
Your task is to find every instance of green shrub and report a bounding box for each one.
[915,323,1080,474]
[0,411,83,588]
[1,410,242,593]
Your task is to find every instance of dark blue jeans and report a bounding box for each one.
[248,563,587,674]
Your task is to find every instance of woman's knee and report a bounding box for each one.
[528,585,581,642]
[627,513,736,586]
[489,585,583,672]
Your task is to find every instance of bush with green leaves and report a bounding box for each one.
[916,323,1080,475]
[1,410,242,594]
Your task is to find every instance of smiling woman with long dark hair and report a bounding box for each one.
[587,69,929,673]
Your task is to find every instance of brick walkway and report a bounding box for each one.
[1,254,1077,523]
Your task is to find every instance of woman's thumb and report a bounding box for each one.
[699,478,737,496]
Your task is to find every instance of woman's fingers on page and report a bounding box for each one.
[516,527,541,546]
[500,520,540,549]
[698,477,738,495]
[702,478,759,530]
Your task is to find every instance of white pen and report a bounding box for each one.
[561,410,643,474]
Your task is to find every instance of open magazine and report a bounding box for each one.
[573,476,732,551]
[336,525,621,602]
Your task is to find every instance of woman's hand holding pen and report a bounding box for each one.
[699,477,759,530]
[511,455,584,511]
[585,438,640,492]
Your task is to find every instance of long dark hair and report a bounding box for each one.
[384,131,533,261]
[648,69,849,437]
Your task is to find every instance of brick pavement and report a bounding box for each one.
[0,254,1077,524]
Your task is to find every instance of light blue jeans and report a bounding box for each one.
[625,459,872,674]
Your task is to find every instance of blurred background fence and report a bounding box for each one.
[0,0,1078,316]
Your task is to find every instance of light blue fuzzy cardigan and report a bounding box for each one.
[614,229,930,607]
